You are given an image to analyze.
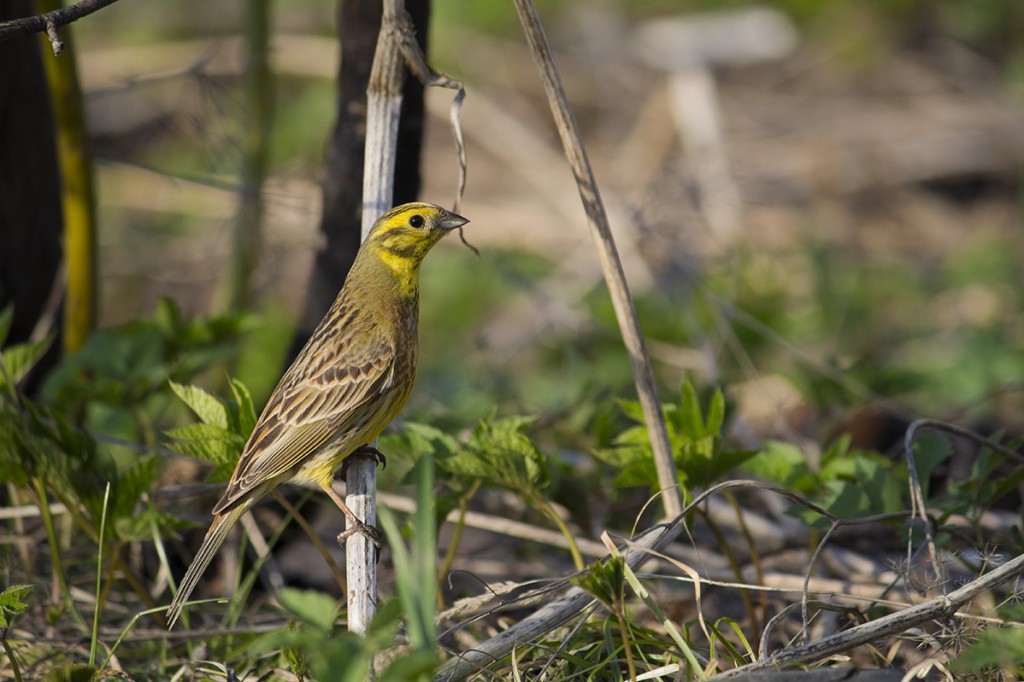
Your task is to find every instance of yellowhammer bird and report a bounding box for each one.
[166,202,469,628]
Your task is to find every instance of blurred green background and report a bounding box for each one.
[3,1,1024,677]
[66,0,1024,455]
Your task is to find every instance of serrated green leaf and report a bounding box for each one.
[166,421,240,443]
[126,507,193,541]
[0,583,33,628]
[1,335,54,388]
[437,449,491,479]
[85,457,169,541]
[117,456,160,508]
[169,381,229,428]
[164,420,243,475]
[436,416,547,494]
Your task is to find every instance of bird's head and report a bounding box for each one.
[366,203,469,268]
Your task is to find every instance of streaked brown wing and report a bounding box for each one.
[213,303,396,513]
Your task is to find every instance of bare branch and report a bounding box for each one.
[710,551,1024,679]
[0,0,122,56]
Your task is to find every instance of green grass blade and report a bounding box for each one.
[89,482,111,667]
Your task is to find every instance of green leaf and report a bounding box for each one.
[116,507,191,542]
[612,424,655,448]
[377,650,441,682]
[75,456,164,542]
[437,416,547,494]
[694,449,758,487]
[164,420,243,479]
[592,437,652,468]
[951,623,1024,674]
[0,583,33,628]
[617,399,646,424]
[603,382,737,492]
[706,389,725,434]
[403,421,458,458]
[153,297,182,337]
[570,556,625,610]
[1,335,54,388]
[229,377,257,435]
[277,588,338,632]
[169,381,229,428]
[165,421,241,445]
[678,380,704,438]
[742,441,819,494]
[910,431,951,500]
[819,439,857,479]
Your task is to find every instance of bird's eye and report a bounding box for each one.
[409,214,425,228]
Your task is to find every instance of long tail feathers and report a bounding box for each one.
[166,506,246,629]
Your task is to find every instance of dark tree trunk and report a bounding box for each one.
[293,0,429,357]
[0,0,63,388]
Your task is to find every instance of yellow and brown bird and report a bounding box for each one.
[166,202,469,628]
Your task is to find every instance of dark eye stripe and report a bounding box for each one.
[384,242,419,258]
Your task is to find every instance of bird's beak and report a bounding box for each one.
[439,211,469,231]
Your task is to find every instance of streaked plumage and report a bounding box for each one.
[167,202,468,628]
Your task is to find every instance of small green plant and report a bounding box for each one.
[165,377,257,482]
[0,301,256,674]
[594,380,755,498]
[571,556,639,680]
[951,604,1024,677]
[742,435,907,527]
[0,583,33,682]
[390,414,587,569]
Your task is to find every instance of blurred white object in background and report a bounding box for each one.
[632,8,798,247]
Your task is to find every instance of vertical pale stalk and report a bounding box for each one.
[511,0,681,518]
[346,0,408,638]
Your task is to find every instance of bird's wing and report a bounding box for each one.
[213,304,396,513]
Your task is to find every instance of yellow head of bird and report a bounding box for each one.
[367,203,469,266]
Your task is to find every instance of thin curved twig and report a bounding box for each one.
[710,551,1024,679]
[903,418,1024,589]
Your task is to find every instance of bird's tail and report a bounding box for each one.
[166,505,246,629]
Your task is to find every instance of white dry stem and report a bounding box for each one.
[351,0,467,640]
